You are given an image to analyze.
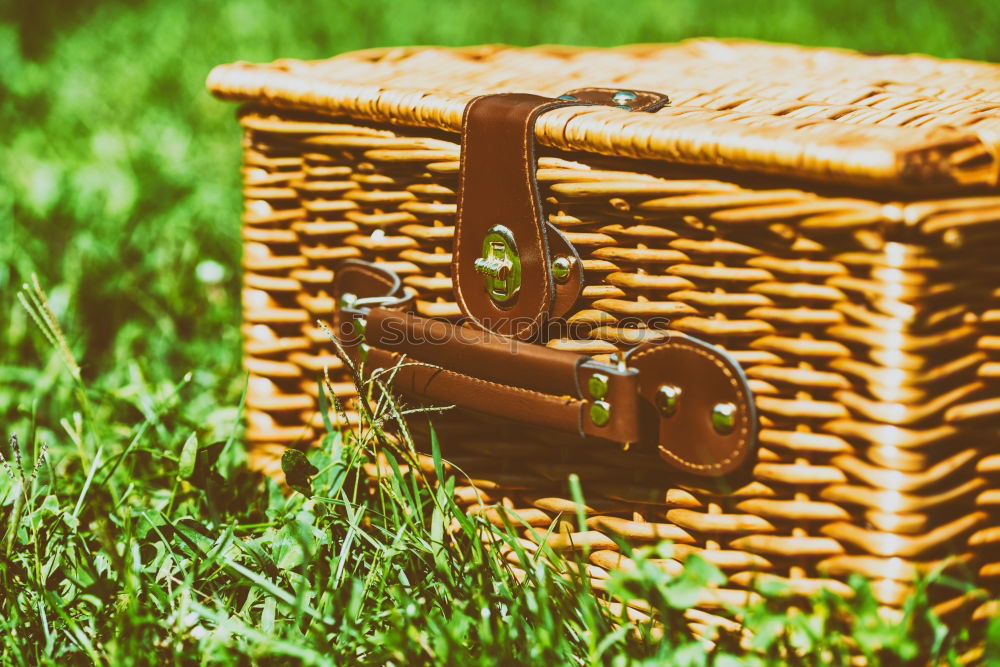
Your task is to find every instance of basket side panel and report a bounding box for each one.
[239,107,1000,615]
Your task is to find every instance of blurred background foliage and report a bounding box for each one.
[3,0,1000,444]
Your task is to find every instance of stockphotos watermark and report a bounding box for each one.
[335,314,675,351]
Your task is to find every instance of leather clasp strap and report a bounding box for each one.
[453,89,669,342]
[454,94,577,342]
[362,308,643,443]
[331,260,756,477]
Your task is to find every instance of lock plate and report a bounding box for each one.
[473,224,521,304]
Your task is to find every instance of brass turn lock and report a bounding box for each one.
[473,224,521,304]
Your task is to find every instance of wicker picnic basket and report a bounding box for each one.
[207,39,1000,624]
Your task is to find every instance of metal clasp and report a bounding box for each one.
[473,224,521,304]
[339,292,413,313]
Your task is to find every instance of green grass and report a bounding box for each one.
[2,287,995,665]
[2,1,1000,664]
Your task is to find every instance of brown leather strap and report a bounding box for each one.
[453,89,669,341]
[366,308,585,397]
[353,304,755,467]
[366,347,588,437]
[454,94,578,341]
[361,307,642,442]
[335,255,756,476]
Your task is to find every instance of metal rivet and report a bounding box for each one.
[588,373,609,400]
[353,317,367,338]
[712,402,737,435]
[551,255,573,283]
[612,90,638,104]
[558,94,579,101]
[655,384,681,417]
[340,292,358,309]
[614,104,633,112]
[590,400,611,427]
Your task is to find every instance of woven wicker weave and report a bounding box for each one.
[209,39,1000,623]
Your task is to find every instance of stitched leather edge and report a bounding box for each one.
[629,336,756,474]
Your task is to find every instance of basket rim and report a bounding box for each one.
[207,39,1000,193]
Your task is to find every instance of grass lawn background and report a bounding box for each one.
[2,1,1000,664]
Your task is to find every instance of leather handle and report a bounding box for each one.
[331,260,756,476]
[365,308,591,398]
[365,346,604,439]
[352,307,643,443]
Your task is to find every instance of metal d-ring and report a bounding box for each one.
[345,293,414,313]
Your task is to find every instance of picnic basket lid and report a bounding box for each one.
[207,39,1000,192]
